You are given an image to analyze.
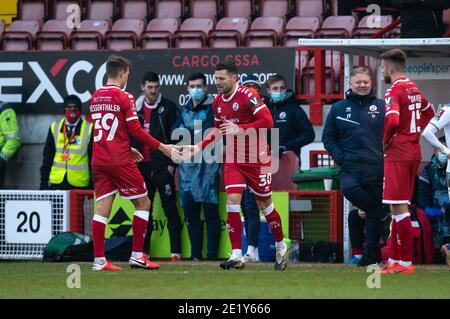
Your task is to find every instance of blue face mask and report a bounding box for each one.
[189,88,204,101]
[437,152,448,166]
[271,92,287,103]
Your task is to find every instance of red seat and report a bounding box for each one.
[105,18,146,49]
[303,52,342,95]
[36,19,74,50]
[315,15,356,38]
[53,0,83,20]
[189,0,218,20]
[208,17,249,47]
[154,0,185,19]
[259,0,291,18]
[245,17,285,47]
[272,151,299,191]
[282,16,320,46]
[17,0,47,22]
[1,20,41,50]
[70,19,110,50]
[120,0,151,20]
[223,0,254,19]
[86,0,116,21]
[140,18,179,49]
[174,18,214,48]
[296,0,323,17]
[352,15,393,38]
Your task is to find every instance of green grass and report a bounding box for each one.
[0,262,449,299]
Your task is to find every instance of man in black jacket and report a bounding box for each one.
[266,74,315,162]
[135,72,182,261]
[322,66,389,266]
[386,0,450,38]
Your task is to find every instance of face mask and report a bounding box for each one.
[189,88,205,101]
[437,152,448,166]
[65,109,81,124]
[271,92,287,103]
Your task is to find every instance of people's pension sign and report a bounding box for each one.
[0,48,295,114]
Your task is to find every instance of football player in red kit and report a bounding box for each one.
[380,49,434,274]
[89,55,178,271]
[182,59,288,270]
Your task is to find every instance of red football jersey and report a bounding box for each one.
[89,84,159,166]
[383,77,434,161]
[212,85,273,166]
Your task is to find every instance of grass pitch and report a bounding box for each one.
[0,261,449,299]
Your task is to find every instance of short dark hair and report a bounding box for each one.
[267,74,286,87]
[64,94,82,110]
[141,72,160,85]
[187,72,207,86]
[380,49,407,72]
[106,55,131,78]
[351,66,373,80]
[215,59,238,75]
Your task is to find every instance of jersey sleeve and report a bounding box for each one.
[383,88,401,144]
[123,92,139,122]
[246,89,266,115]
[420,95,435,129]
[212,96,223,128]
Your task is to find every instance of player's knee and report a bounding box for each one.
[133,196,151,211]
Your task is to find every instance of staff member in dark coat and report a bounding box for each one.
[134,72,182,262]
[322,66,390,266]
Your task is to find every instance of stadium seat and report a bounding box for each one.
[36,19,74,50]
[271,151,299,191]
[53,0,83,20]
[1,20,41,50]
[140,18,179,49]
[281,16,320,46]
[315,15,356,38]
[223,0,254,19]
[174,18,214,48]
[86,0,117,21]
[259,0,292,19]
[208,17,249,47]
[296,0,323,18]
[303,51,342,95]
[189,0,218,20]
[17,0,47,22]
[245,17,285,47]
[352,15,393,38]
[154,0,185,19]
[70,19,110,50]
[105,18,146,49]
[120,0,151,20]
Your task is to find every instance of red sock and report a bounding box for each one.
[226,212,242,250]
[396,213,412,263]
[389,219,400,262]
[92,215,107,258]
[132,211,149,253]
[264,205,284,242]
[352,248,363,256]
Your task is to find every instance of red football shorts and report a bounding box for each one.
[382,160,420,204]
[224,163,273,201]
[92,163,147,201]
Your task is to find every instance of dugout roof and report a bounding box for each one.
[298,38,450,58]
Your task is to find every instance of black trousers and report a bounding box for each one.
[340,171,386,256]
[182,190,220,260]
[140,162,182,254]
[241,189,261,248]
[348,209,365,251]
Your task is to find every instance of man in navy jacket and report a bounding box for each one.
[322,66,389,266]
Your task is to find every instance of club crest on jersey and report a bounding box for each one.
[158,106,165,114]
[369,105,377,112]
[232,102,240,111]
[279,112,286,119]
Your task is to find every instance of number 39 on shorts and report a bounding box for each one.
[92,113,119,142]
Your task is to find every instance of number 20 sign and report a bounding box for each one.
[5,201,52,244]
